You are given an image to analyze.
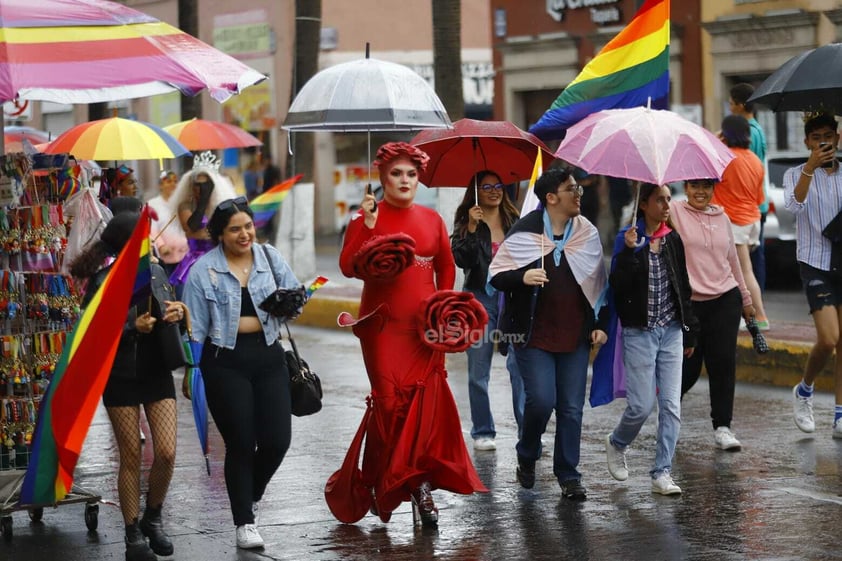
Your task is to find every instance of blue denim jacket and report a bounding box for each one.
[183,243,300,348]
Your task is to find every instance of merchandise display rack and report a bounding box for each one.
[0,152,100,541]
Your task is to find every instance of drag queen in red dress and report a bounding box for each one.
[331,142,487,527]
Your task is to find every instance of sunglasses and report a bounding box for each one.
[216,196,249,212]
[479,183,504,191]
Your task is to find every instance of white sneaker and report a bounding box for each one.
[714,427,742,451]
[605,433,628,481]
[792,385,815,433]
[651,472,682,495]
[833,420,842,439]
[473,437,497,451]
[236,524,264,549]
[252,502,260,527]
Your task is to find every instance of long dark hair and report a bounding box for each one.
[453,170,520,238]
[69,212,140,279]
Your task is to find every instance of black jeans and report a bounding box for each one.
[202,332,291,526]
[680,288,742,430]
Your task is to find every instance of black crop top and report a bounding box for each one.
[240,286,258,317]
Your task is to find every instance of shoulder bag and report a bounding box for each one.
[260,244,323,416]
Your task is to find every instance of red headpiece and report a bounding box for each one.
[373,142,430,172]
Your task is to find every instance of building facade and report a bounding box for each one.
[489,0,704,139]
[702,1,842,156]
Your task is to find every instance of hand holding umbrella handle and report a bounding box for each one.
[363,184,378,229]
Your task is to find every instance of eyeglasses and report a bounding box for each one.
[479,183,504,191]
[122,178,137,186]
[561,184,584,197]
[216,196,249,212]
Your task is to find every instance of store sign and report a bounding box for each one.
[410,62,494,107]
[213,10,272,59]
[546,0,621,25]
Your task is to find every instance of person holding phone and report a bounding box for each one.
[783,112,842,438]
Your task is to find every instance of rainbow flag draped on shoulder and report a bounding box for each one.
[20,208,152,505]
[529,0,670,140]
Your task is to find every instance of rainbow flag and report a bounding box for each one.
[306,276,329,298]
[20,208,152,505]
[250,174,303,229]
[529,0,670,140]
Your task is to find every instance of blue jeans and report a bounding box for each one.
[465,290,525,439]
[515,343,590,482]
[611,322,683,478]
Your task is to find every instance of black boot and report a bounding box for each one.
[125,520,157,561]
[139,505,173,556]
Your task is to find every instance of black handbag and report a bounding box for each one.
[151,264,188,371]
[284,323,322,416]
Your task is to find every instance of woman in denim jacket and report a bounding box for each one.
[182,197,299,550]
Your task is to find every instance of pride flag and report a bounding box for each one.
[529,0,670,140]
[21,208,152,505]
[250,174,303,229]
[519,149,544,216]
[306,276,329,298]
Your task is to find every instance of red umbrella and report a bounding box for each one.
[410,119,555,187]
[163,118,262,151]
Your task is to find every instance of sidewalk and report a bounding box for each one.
[301,235,833,392]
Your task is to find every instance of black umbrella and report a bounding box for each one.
[749,43,842,112]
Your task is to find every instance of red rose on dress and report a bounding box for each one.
[352,233,416,282]
[417,290,489,353]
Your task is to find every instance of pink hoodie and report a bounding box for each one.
[669,200,752,306]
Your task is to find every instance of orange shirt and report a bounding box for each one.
[711,147,764,226]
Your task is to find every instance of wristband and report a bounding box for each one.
[801,169,814,178]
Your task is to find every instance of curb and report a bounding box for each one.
[298,294,835,392]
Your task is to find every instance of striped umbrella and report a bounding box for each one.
[0,0,266,105]
[43,117,190,161]
[163,118,262,151]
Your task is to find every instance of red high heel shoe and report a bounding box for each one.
[411,482,438,528]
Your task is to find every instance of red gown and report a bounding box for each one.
[336,200,487,520]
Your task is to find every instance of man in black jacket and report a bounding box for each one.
[490,168,608,501]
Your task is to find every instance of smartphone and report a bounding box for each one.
[820,142,836,168]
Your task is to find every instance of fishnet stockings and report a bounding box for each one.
[107,398,177,524]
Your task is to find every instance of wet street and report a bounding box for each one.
[4,326,842,560]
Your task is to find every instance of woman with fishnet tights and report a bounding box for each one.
[70,209,186,561]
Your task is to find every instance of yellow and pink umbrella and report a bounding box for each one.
[163,118,262,151]
[42,117,189,161]
[0,0,266,105]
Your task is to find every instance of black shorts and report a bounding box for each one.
[799,262,842,313]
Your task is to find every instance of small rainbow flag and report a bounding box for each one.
[529,0,670,140]
[306,276,329,298]
[250,174,303,229]
[21,208,152,505]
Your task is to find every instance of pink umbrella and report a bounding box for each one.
[0,0,265,105]
[555,106,735,186]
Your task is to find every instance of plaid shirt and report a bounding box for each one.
[647,249,676,329]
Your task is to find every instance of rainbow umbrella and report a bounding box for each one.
[183,311,210,475]
[0,0,266,105]
[250,174,303,229]
[163,118,262,151]
[42,117,190,161]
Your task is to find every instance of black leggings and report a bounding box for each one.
[201,332,291,526]
[680,287,742,429]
